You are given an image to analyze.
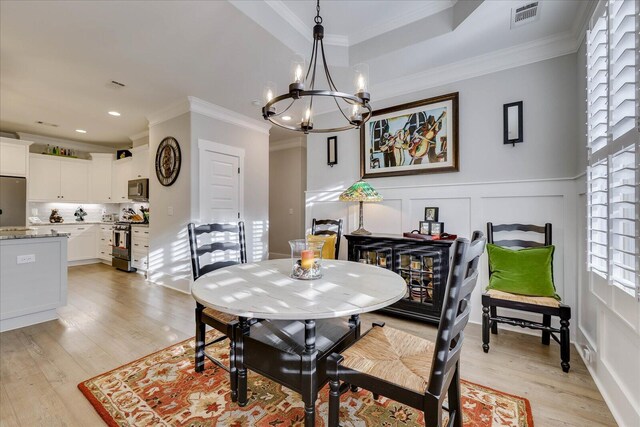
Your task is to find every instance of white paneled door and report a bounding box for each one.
[199,141,244,223]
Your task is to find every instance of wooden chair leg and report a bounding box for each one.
[560,318,570,373]
[541,314,551,345]
[482,305,490,353]
[195,304,206,373]
[328,378,341,427]
[490,306,498,334]
[447,363,463,427]
[424,393,442,427]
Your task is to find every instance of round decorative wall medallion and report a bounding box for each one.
[155,137,181,187]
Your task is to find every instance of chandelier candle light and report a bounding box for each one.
[262,0,372,133]
[339,180,383,235]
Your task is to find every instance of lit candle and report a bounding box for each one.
[301,249,314,270]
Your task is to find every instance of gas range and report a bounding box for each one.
[112,222,135,272]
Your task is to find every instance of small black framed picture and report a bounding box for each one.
[430,222,444,235]
[327,136,338,166]
[419,221,430,235]
[424,207,439,222]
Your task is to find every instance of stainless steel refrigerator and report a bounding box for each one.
[0,176,27,227]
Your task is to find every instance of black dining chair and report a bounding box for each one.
[187,221,247,400]
[482,222,572,372]
[311,218,343,259]
[327,232,486,427]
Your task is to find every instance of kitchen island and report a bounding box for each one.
[0,228,68,332]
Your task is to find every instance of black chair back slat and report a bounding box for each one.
[194,223,240,235]
[491,223,546,234]
[311,218,344,259]
[188,221,247,281]
[196,241,241,256]
[493,239,545,248]
[427,232,486,396]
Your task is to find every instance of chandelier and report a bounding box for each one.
[262,0,372,134]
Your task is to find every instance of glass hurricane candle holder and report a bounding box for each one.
[289,238,324,280]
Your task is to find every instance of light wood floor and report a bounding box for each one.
[0,264,617,426]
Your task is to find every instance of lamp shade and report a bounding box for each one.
[339,180,382,202]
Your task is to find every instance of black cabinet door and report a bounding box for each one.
[345,234,452,324]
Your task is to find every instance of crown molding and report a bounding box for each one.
[146,97,271,135]
[146,99,190,127]
[188,97,271,135]
[371,30,579,103]
[265,0,313,43]
[129,130,149,142]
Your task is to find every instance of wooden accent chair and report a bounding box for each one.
[311,218,344,259]
[327,232,486,427]
[482,222,572,372]
[187,222,247,400]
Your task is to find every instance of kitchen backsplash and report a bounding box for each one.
[29,202,149,223]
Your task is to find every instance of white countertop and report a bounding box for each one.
[29,221,115,226]
[191,259,406,320]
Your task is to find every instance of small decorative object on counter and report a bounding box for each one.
[74,206,87,222]
[288,238,324,280]
[49,209,64,223]
[139,206,150,223]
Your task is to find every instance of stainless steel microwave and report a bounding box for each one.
[127,178,149,201]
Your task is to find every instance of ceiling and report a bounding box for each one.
[0,1,590,145]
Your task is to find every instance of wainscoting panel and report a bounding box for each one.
[305,177,578,329]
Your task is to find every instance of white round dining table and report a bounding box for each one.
[191,258,407,321]
[191,258,406,427]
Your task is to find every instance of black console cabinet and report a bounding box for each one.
[345,233,454,324]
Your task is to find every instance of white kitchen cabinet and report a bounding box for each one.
[112,157,133,202]
[131,226,149,271]
[29,154,61,201]
[47,224,97,261]
[89,153,113,203]
[97,224,113,261]
[29,154,89,202]
[0,137,32,177]
[59,158,88,202]
[131,145,149,179]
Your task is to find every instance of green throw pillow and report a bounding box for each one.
[486,243,559,299]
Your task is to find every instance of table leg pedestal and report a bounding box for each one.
[236,317,250,407]
[302,320,318,427]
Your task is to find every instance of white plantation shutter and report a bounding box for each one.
[586,0,639,299]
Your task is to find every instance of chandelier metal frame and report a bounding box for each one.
[262,0,372,134]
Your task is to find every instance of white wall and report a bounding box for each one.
[191,112,270,264]
[574,38,640,427]
[269,137,306,258]
[306,53,581,330]
[148,113,192,293]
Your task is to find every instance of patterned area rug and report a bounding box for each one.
[78,332,533,426]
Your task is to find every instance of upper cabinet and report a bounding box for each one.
[131,145,149,179]
[29,154,88,202]
[26,145,150,203]
[89,153,113,203]
[0,137,32,177]
[112,157,133,202]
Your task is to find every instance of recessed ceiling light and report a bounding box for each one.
[282,116,292,121]
[108,111,121,117]
[75,129,87,134]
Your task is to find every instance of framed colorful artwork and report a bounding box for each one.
[360,92,459,178]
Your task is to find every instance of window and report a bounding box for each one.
[586,0,639,298]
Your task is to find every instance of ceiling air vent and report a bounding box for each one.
[511,2,540,28]
[35,120,59,127]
